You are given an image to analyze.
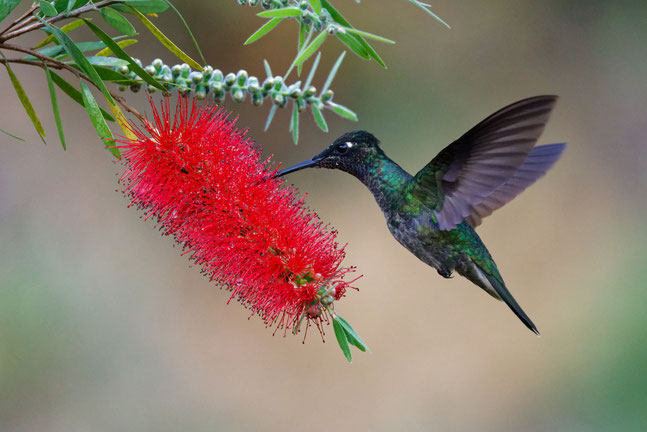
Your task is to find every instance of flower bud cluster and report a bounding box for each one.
[239,0,335,33]
[115,58,346,122]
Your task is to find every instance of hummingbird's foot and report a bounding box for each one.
[437,268,453,279]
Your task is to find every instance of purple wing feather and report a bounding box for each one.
[466,143,566,227]
[431,96,558,230]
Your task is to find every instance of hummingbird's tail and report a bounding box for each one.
[457,260,540,335]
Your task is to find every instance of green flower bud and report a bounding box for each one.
[190,71,203,84]
[118,85,127,92]
[147,84,157,93]
[145,65,156,76]
[224,72,236,87]
[252,92,263,106]
[202,65,213,79]
[118,65,129,75]
[321,89,334,102]
[248,0,259,6]
[180,63,191,78]
[299,1,308,9]
[130,83,141,93]
[213,69,224,82]
[306,86,317,96]
[171,64,182,77]
[297,99,306,112]
[195,86,207,100]
[233,88,245,102]
[273,76,283,90]
[261,0,272,8]
[273,93,286,107]
[247,76,260,93]
[289,88,302,99]
[262,77,275,90]
[236,69,248,86]
[152,58,163,70]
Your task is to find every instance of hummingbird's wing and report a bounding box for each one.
[466,143,566,227]
[404,95,557,230]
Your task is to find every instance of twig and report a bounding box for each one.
[0,42,144,123]
[0,0,119,42]
[0,3,38,37]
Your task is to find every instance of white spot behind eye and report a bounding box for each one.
[345,141,354,148]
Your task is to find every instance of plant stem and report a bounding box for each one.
[0,0,120,42]
[0,42,144,122]
[0,3,39,37]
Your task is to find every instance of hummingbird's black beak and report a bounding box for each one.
[274,157,321,178]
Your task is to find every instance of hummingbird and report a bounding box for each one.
[275,96,565,335]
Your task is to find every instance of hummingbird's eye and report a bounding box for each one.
[336,142,353,154]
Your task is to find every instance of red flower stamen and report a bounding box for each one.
[117,96,357,335]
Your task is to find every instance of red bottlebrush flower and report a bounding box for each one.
[117,96,357,335]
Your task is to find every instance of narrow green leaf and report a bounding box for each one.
[297,21,308,75]
[91,65,132,82]
[336,316,369,352]
[100,7,137,36]
[0,127,24,141]
[294,30,327,67]
[80,81,118,157]
[263,59,272,77]
[311,104,328,132]
[264,104,277,131]
[161,0,206,65]
[128,6,203,71]
[244,17,282,45]
[290,103,299,144]
[38,18,115,104]
[49,71,115,122]
[257,8,302,18]
[303,51,320,91]
[95,38,137,56]
[83,20,165,91]
[66,0,89,13]
[321,0,386,67]
[341,27,395,44]
[85,56,129,67]
[33,19,90,49]
[44,65,66,150]
[310,0,322,14]
[409,0,450,28]
[336,33,370,59]
[2,56,46,142]
[328,102,358,121]
[39,1,57,16]
[112,0,169,14]
[321,50,345,95]
[0,0,21,22]
[332,317,352,363]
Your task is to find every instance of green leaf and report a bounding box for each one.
[39,1,57,17]
[33,19,90,49]
[264,104,277,131]
[38,18,115,104]
[112,0,169,14]
[336,33,370,60]
[310,0,322,14]
[44,65,66,150]
[311,104,328,132]
[328,102,358,121]
[66,0,89,13]
[263,59,272,77]
[244,17,282,45]
[100,7,137,36]
[95,38,138,56]
[321,50,345,94]
[49,71,115,122]
[83,20,165,91]
[408,0,450,28]
[294,30,327,67]
[2,55,46,142]
[341,26,395,44]
[336,316,369,352]
[80,81,118,157]
[0,126,24,141]
[332,317,352,363]
[161,0,206,65]
[297,21,308,75]
[91,65,132,82]
[320,0,385,67]
[290,103,299,144]
[257,7,302,18]
[85,56,129,67]
[0,0,21,22]
[128,6,203,71]
[303,51,320,90]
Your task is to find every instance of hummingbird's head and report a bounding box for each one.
[275,130,383,178]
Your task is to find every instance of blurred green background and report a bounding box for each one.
[1,1,646,430]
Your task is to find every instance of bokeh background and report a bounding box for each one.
[1,1,646,430]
